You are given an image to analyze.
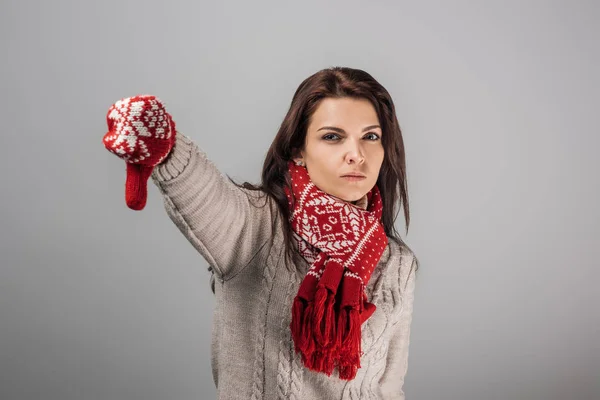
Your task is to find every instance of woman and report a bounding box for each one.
[103,66,419,400]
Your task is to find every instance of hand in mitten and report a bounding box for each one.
[103,95,176,210]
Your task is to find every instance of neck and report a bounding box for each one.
[351,194,368,210]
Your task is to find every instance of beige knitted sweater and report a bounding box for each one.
[150,133,418,400]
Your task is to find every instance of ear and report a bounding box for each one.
[291,148,305,165]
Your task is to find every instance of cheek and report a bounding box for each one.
[369,150,385,181]
[376,146,385,163]
[366,146,384,164]
[377,152,385,169]
[308,141,329,157]
[307,144,335,169]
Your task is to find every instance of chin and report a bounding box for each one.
[316,182,367,203]
[336,191,366,203]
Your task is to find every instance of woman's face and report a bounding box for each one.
[294,97,384,203]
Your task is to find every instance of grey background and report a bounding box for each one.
[1,0,598,399]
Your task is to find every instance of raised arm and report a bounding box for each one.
[150,132,277,281]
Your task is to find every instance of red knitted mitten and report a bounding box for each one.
[103,95,176,210]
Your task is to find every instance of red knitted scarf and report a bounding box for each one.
[284,161,388,380]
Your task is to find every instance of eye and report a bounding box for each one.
[364,132,381,141]
[322,133,340,141]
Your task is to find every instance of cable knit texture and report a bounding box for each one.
[150,132,417,400]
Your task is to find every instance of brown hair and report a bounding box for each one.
[229,66,417,271]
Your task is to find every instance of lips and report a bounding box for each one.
[341,174,366,182]
[341,173,366,178]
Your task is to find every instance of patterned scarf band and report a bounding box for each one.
[284,161,388,380]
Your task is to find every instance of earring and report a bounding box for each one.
[295,160,305,167]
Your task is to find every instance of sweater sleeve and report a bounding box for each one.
[150,132,276,281]
[379,253,418,399]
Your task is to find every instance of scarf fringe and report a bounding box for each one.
[337,307,362,380]
[313,286,336,348]
[291,292,362,380]
[291,298,305,354]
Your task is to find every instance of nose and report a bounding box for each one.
[345,140,365,165]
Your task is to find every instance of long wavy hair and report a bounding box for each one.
[229,66,418,271]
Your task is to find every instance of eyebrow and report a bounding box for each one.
[317,125,381,133]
